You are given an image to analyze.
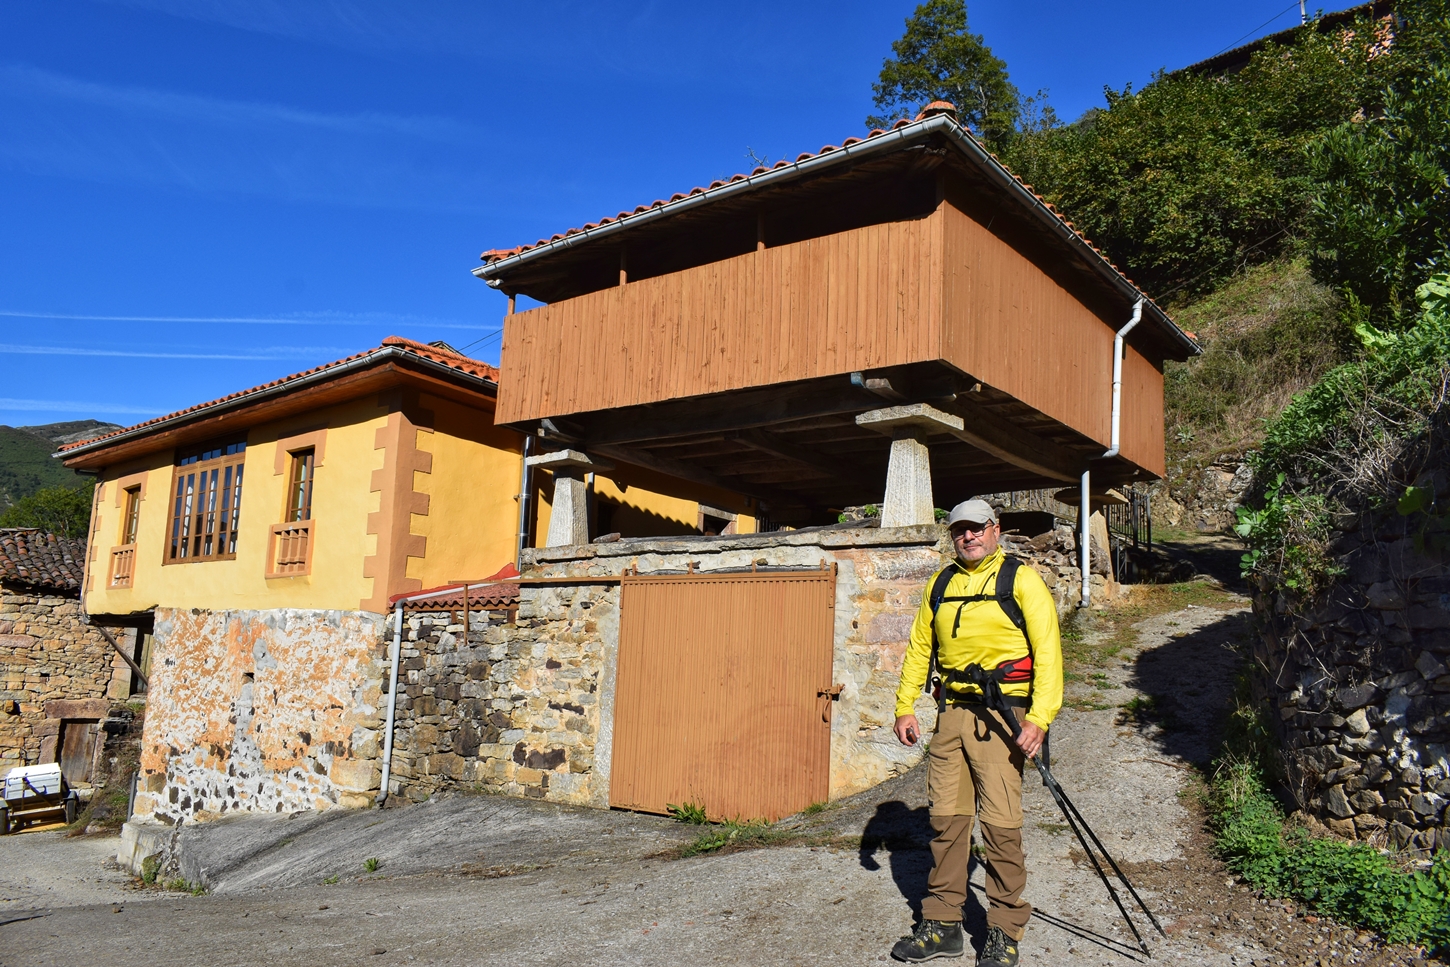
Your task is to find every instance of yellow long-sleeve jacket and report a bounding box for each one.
[894,547,1063,732]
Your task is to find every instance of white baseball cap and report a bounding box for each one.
[946,499,998,527]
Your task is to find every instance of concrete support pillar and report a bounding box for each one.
[548,471,590,547]
[881,427,934,527]
[524,449,614,548]
[856,403,965,528]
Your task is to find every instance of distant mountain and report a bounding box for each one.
[18,420,123,448]
[0,420,122,509]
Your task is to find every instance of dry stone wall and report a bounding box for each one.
[387,592,610,806]
[1250,502,1450,854]
[0,584,127,772]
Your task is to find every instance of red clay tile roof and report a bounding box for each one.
[58,336,500,458]
[0,530,86,592]
[477,103,1197,355]
[393,563,522,610]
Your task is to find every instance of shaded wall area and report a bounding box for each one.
[1250,501,1450,855]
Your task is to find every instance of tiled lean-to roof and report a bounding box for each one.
[58,336,499,460]
[0,530,86,592]
[475,102,1198,356]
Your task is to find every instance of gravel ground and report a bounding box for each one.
[0,585,1441,967]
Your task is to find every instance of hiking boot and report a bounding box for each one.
[976,926,1020,967]
[890,919,964,962]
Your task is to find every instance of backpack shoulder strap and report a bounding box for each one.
[924,565,958,693]
[994,556,1030,649]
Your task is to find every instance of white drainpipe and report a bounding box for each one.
[1082,298,1145,608]
[377,603,404,806]
[1102,299,1144,461]
[375,578,512,806]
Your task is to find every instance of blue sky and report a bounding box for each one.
[0,0,1328,430]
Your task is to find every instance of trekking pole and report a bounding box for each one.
[980,682,1167,957]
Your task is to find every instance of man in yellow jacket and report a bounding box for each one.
[890,499,1062,966]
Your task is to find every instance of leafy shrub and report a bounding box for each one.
[1255,273,1450,489]
[1234,472,1343,595]
[1210,759,1450,949]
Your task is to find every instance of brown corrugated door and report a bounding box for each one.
[610,569,836,822]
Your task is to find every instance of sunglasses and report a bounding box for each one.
[950,521,994,535]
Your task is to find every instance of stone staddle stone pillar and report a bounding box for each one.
[525,448,614,547]
[857,403,965,528]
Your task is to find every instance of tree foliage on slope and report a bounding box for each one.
[868,0,1020,145]
[999,16,1394,297]
[1306,0,1450,321]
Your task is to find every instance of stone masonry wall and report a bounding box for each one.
[1250,501,1450,855]
[386,595,608,805]
[134,607,387,825]
[387,523,1110,810]
[0,583,127,772]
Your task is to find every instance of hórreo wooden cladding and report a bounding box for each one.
[498,213,944,426]
[109,545,135,589]
[609,569,835,822]
[267,521,313,578]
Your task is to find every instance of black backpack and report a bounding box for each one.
[924,556,1033,696]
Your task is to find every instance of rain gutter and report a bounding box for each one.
[55,347,498,464]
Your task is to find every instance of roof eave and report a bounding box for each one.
[475,114,1200,359]
[57,346,499,466]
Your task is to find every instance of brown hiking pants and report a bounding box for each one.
[920,703,1032,939]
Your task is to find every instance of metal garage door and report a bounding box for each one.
[609,568,836,822]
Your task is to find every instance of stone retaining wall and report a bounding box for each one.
[1249,496,1450,854]
[0,583,129,772]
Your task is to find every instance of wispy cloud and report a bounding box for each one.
[0,63,493,210]
[2,64,473,142]
[0,309,498,331]
[0,343,345,361]
[0,397,166,416]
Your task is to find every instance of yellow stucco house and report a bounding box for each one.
[60,337,753,828]
[65,336,753,619]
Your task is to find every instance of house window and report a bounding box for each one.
[166,440,246,563]
[110,485,143,588]
[120,486,141,545]
[285,448,315,522]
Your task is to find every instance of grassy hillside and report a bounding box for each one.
[0,420,120,509]
[1163,259,1353,497]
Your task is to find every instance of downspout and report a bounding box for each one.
[516,434,533,568]
[1101,299,1144,461]
[375,578,513,806]
[377,603,404,806]
[1082,298,1145,608]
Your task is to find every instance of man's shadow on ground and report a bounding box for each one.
[857,802,990,943]
[857,802,1150,961]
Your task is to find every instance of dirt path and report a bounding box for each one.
[0,581,1438,966]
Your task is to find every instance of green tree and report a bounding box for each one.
[867,0,1020,144]
[0,483,94,539]
[998,13,1392,296]
[1306,0,1450,320]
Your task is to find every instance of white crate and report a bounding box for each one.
[4,763,63,801]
